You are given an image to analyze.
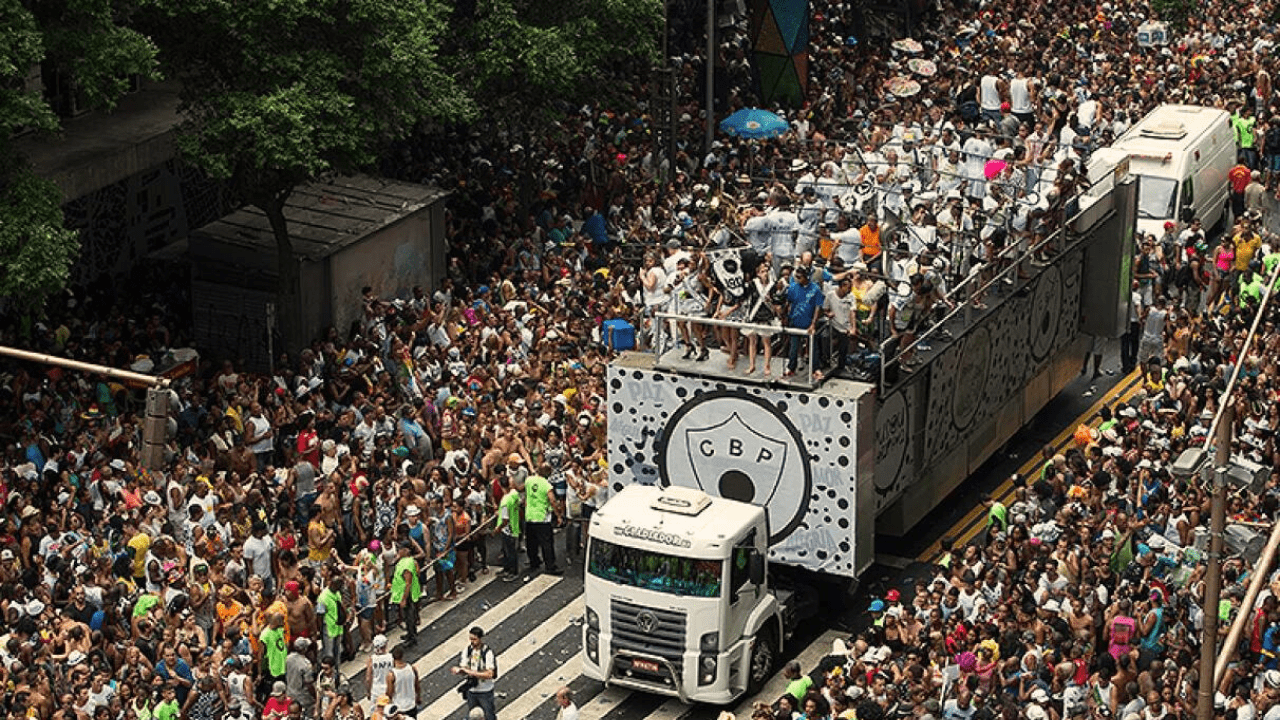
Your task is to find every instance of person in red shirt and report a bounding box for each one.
[1229,157,1252,219]
[262,682,291,719]
[296,412,320,467]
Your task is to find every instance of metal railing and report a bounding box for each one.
[878,199,1103,391]
[652,311,819,388]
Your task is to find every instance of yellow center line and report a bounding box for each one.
[915,370,1144,563]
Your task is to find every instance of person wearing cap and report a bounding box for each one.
[366,634,394,706]
[262,681,291,720]
[389,542,422,645]
[452,626,498,720]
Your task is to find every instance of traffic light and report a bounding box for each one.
[141,387,169,470]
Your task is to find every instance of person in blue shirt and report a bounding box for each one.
[154,645,194,704]
[784,266,825,378]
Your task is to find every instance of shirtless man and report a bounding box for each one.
[491,426,532,469]
[283,580,316,642]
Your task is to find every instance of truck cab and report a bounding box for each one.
[582,485,783,704]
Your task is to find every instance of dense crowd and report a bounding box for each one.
[0,0,1279,718]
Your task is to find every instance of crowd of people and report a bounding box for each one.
[0,0,1279,717]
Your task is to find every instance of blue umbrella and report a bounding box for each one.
[719,108,789,139]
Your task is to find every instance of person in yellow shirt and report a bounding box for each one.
[128,531,151,585]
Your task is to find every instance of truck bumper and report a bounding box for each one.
[582,628,742,704]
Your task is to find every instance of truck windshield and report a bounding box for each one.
[1137,176,1178,220]
[588,538,723,598]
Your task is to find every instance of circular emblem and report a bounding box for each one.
[657,390,812,544]
[636,611,658,634]
[951,326,990,431]
[1029,265,1063,362]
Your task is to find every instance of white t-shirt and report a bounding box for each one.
[242,534,274,580]
[246,415,273,454]
[557,702,581,720]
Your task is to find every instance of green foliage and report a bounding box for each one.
[0,0,158,309]
[0,168,80,308]
[146,0,475,204]
[0,3,58,142]
[447,0,663,118]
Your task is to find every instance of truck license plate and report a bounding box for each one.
[632,659,661,674]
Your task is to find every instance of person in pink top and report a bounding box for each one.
[1106,598,1138,663]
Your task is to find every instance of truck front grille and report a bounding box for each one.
[610,599,687,673]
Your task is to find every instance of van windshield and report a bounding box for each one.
[1137,176,1178,220]
[588,538,723,598]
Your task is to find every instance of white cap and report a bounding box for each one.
[1032,688,1050,704]
[66,650,86,666]
[405,505,421,517]
[373,634,388,649]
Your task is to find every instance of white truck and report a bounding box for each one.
[1083,104,1234,237]
[583,484,808,703]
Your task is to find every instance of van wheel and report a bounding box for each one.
[747,627,776,696]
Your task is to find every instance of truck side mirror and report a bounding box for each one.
[749,554,765,586]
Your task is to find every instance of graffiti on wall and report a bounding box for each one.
[62,159,232,283]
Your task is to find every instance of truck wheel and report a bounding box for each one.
[747,627,776,696]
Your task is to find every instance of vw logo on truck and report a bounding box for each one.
[657,390,811,544]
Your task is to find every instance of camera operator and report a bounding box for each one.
[451,626,498,720]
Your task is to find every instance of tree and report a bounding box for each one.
[446,0,663,121]
[0,0,157,310]
[143,0,476,351]
[145,0,661,352]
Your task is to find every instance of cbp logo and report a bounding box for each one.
[658,390,811,544]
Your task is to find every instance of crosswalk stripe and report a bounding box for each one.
[729,629,843,717]
[339,571,501,681]
[413,600,583,719]
[582,686,633,717]
[356,573,562,711]
[639,698,691,720]
[489,654,584,719]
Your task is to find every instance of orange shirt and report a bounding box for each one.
[860,225,882,258]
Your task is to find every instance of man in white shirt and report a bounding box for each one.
[244,403,274,472]
[822,276,859,377]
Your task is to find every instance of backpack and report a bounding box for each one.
[1266,123,1280,152]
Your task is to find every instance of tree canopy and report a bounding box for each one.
[0,0,157,309]
[142,0,662,350]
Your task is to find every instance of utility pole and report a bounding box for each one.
[0,345,171,470]
[705,0,716,157]
[1196,407,1232,720]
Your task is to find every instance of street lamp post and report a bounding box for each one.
[1196,407,1232,720]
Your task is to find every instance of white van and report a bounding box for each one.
[1084,104,1235,238]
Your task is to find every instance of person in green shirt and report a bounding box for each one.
[1234,105,1259,169]
[153,684,181,720]
[259,612,288,688]
[495,471,523,581]
[390,543,422,646]
[981,492,1007,538]
[316,575,346,666]
[782,660,813,703]
[524,465,562,576]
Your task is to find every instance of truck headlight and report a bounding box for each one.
[587,607,599,630]
[586,630,599,663]
[699,631,719,652]
[698,655,718,685]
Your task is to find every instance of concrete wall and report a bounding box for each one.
[328,204,443,335]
